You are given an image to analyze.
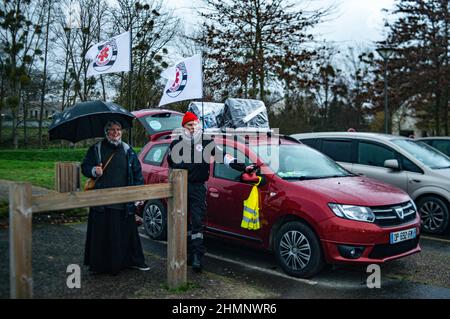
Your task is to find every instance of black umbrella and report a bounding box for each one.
[48,100,135,143]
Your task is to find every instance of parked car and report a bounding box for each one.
[292,132,450,234]
[136,118,421,278]
[416,137,450,157]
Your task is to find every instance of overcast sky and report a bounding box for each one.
[164,0,396,49]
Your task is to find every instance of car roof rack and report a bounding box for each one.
[167,128,298,146]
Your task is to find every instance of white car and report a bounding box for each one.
[292,132,450,234]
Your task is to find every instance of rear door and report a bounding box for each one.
[352,140,408,191]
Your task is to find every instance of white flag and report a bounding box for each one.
[158,54,203,107]
[86,31,131,77]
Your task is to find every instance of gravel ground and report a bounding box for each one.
[381,239,450,288]
[0,223,273,299]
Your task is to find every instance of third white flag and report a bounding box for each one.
[159,54,203,107]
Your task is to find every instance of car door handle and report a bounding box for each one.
[409,179,421,183]
[209,188,219,198]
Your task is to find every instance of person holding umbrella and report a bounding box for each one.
[81,120,149,275]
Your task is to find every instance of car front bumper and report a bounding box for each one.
[318,215,422,264]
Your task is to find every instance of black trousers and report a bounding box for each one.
[187,182,207,257]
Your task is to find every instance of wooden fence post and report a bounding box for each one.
[9,183,33,299]
[167,169,188,289]
[55,162,80,192]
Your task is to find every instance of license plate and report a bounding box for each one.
[390,228,416,244]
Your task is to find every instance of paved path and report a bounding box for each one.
[0,179,54,202]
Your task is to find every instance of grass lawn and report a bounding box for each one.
[0,148,88,189]
[0,159,57,189]
[0,146,141,190]
[0,146,142,222]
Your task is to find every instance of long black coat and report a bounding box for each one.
[81,140,144,215]
[81,139,146,274]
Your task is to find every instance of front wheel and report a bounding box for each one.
[143,200,167,240]
[274,221,324,278]
[417,196,449,234]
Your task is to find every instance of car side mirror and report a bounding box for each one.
[384,159,400,170]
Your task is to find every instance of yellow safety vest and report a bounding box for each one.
[241,176,262,230]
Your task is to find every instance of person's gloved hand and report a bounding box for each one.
[245,164,257,173]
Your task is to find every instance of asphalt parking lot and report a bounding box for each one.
[1,221,450,299]
[136,227,450,299]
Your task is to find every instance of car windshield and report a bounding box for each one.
[391,139,450,169]
[141,113,183,134]
[250,143,352,180]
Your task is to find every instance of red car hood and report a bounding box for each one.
[293,176,411,207]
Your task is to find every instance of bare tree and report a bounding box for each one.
[199,0,331,103]
[108,0,179,110]
[0,0,47,148]
[382,0,450,135]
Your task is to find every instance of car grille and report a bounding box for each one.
[369,237,420,259]
[371,201,417,227]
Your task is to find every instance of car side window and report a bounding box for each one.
[321,139,353,163]
[430,140,450,157]
[214,146,250,181]
[300,138,319,150]
[400,155,423,174]
[143,144,169,166]
[357,142,395,167]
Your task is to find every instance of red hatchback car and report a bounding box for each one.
[134,110,421,278]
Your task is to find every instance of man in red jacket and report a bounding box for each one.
[168,112,254,272]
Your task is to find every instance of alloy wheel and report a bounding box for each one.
[144,204,163,237]
[420,201,445,232]
[279,230,312,271]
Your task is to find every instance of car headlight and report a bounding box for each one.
[328,203,375,223]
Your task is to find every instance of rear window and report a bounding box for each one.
[139,112,183,135]
[321,139,352,163]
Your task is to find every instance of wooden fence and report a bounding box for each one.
[9,163,187,299]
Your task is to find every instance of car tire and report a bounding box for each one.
[417,196,449,234]
[274,221,325,278]
[143,200,167,240]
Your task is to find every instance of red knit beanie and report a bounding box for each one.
[182,111,199,127]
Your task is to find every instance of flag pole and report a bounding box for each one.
[201,53,205,130]
[128,28,133,145]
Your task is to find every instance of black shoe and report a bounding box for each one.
[192,254,202,273]
[130,263,150,271]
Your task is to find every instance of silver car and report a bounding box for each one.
[292,132,450,234]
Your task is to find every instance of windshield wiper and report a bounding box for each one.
[282,176,321,180]
[327,174,353,178]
